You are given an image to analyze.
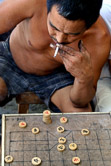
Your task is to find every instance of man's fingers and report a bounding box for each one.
[50,42,88,58]
[79,40,87,53]
[50,43,74,57]
[59,44,77,56]
[78,40,90,59]
[50,43,56,49]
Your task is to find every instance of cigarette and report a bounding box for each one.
[54,44,60,57]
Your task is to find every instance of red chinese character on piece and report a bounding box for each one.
[21,123,25,126]
[74,158,78,162]
[45,111,49,114]
[62,118,65,121]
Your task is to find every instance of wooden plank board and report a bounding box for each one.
[1,112,111,166]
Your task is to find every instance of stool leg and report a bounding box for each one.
[18,104,29,114]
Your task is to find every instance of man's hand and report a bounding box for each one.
[58,41,94,84]
[50,41,95,107]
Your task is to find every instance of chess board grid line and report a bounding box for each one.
[9,138,111,142]
[8,148,111,152]
[96,130,106,166]
[108,130,111,150]
[22,131,25,166]
[9,128,111,133]
[35,134,37,157]
[49,142,58,151]
[47,131,51,166]
[71,128,83,166]
[84,134,91,166]
[3,159,111,164]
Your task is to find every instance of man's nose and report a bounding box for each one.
[56,32,67,43]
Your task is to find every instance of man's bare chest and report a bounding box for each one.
[11,20,63,75]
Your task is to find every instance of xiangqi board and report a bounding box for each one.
[1,112,111,166]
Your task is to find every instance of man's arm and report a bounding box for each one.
[73,30,110,107]
[59,41,95,107]
[0,0,37,34]
[58,21,110,108]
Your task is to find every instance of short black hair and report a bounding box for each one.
[47,0,103,29]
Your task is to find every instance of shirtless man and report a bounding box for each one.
[0,0,110,113]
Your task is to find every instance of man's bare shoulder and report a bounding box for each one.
[84,16,110,47]
[0,0,46,33]
[1,0,43,16]
[82,16,111,84]
[83,16,110,59]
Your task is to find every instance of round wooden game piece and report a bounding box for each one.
[57,144,65,152]
[32,127,40,134]
[81,129,90,136]
[43,110,51,117]
[32,157,41,165]
[57,126,64,133]
[60,117,68,123]
[5,155,13,163]
[43,110,52,124]
[72,157,80,164]
[58,137,66,144]
[19,121,27,128]
[43,118,52,124]
[69,143,77,151]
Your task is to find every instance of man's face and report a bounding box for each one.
[47,5,86,45]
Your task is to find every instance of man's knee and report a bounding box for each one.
[51,95,92,113]
[0,77,8,101]
[60,102,92,113]
[51,86,92,113]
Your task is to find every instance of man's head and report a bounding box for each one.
[47,0,102,29]
[47,0,103,44]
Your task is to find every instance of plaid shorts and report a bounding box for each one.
[0,38,74,112]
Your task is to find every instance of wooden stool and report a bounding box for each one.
[16,92,44,114]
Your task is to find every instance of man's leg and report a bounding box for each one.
[0,77,8,102]
[0,30,13,41]
[0,37,29,106]
[0,77,13,106]
[51,85,92,113]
